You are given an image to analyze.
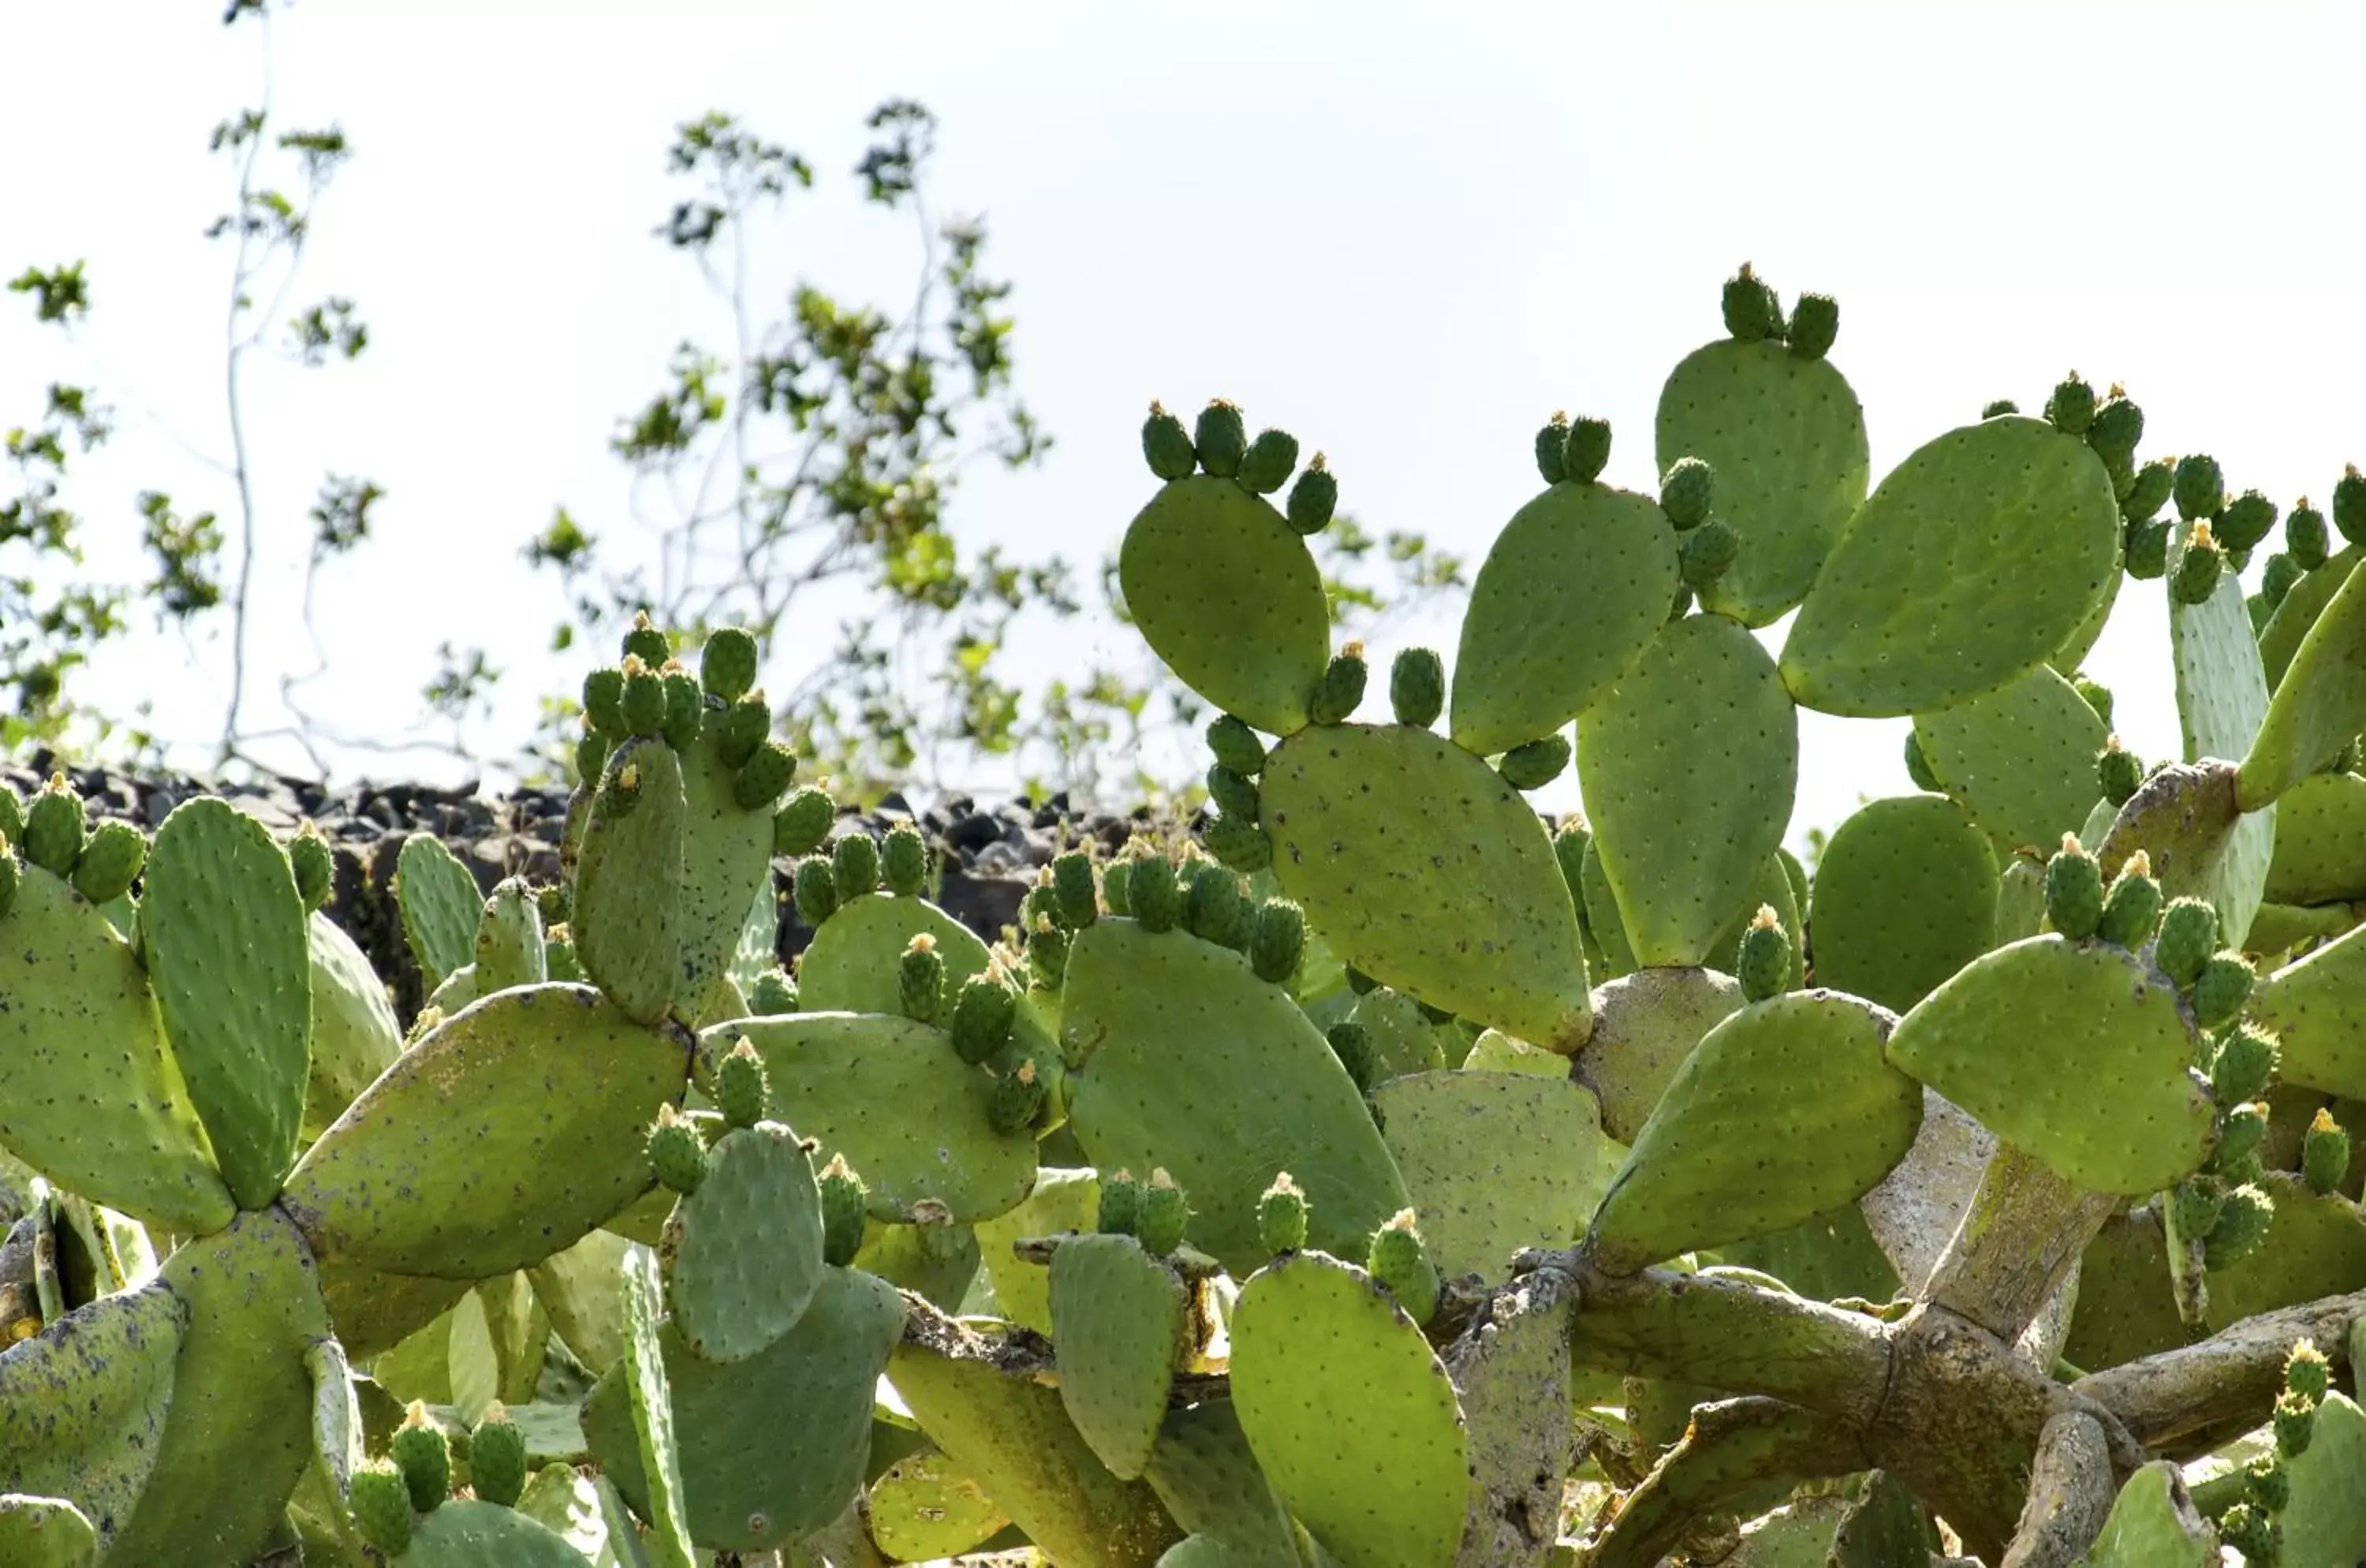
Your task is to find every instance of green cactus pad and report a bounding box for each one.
[301,912,403,1144]
[661,1122,823,1364]
[1050,1234,1189,1480]
[851,1216,982,1309]
[1886,936,2215,1194]
[112,1207,329,1565]
[1913,665,2109,854]
[2260,545,2361,690]
[1059,920,1409,1278]
[1780,416,2120,716]
[699,1013,1037,1223]
[1574,966,1745,1142]
[1369,1070,1603,1278]
[2280,1390,2366,1568]
[1138,1398,1300,1564]
[1700,851,1807,994]
[866,1445,1011,1560]
[2166,534,2276,947]
[472,879,546,997]
[794,891,995,1014]
[285,985,692,1279]
[141,796,313,1211]
[2094,762,2267,965]
[2077,1462,2215,1567]
[2241,557,2366,810]
[396,832,486,992]
[1229,1250,1468,1568]
[2201,1172,2366,1331]
[1446,482,1678,757]
[0,864,234,1234]
[671,729,778,1021]
[0,1282,186,1553]
[2252,925,2366,1096]
[1808,795,1999,1014]
[572,739,689,1025]
[525,1229,628,1376]
[1577,833,1637,979]
[887,1320,1183,1566]
[973,1167,1099,1336]
[394,1499,589,1566]
[0,1495,95,1568]
[586,1263,903,1551]
[1585,991,1918,1275]
[1345,987,1456,1083]
[618,1243,697,1568]
[1119,474,1328,735]
[1580,613,1798,967]
[1654,336,1870,625]
[1262,722,1591,1047]
[2059,1207,2191,1374]
[2263,772,2366,905]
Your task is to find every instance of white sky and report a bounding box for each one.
[4,0,2361,849]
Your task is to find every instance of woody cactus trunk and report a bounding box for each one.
[5,266,2366,1566]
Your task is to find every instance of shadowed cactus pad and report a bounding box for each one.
[1573,965,1745,1144]
[1050,1234,1190,1480]
[1370,1070,1603,1279]
[1913,663,2110,855]
[1807,794,1999,1014]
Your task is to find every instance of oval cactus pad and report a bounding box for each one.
[573,740,689,1026]
[2241,551,2366,810]
[796,894,994,1015]
[1886,935,2215,1195]
[1655,338,1870,626]
[1119,474,1328,736]
[1913,664,2108,856]
[1579,613,1797,969]
[661,1121,824,1364]
[1781,416,2120,717]
[1448,482,1677,758]
[1369,1070,1603,1279]
[2249,924,2366,1098]
[1808,795,1999,1014]
[1049,1234,1189,1480]
[1261,722,1591,1047]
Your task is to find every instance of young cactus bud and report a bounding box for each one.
[1203,813,1271,874]
[1786,293,1838,360]
[2332,463,2366,546]
[2260,551,2304,612]
[2219,488,2278,553]
[2302,1108,2352,1197]
[289,825,334,912]
[2171,454,2225,524]
[349,1459,414,1553]
[2043,373,2096,437]
[2044,834,2104,941]
[2124,517,2171,580]
[1142,401,1196,480]
[1677,517,1741,589]
[620,657,667,738]
[2086,394,2144,469]
[647,1103,710,1196]
[1309,643,1368,726]
[1552,818,1589,900]
[1904,730,1942,793]
[716,694,771,770]
[0,838,18,923]
[1185,862,1252,953]
[2204,1182,2275,1271]
[2218,1502,2279,1564]
[1259,1172,1309,1255]
[1043,849,1096,931]
[1237,428,1299,495]
[0,785,21,846]
[72,819,146,905]
[2095,850,2162,948]
[1390,647,1446,729]
[2069,675,2114,729]
[1101,858,1133,916]
[2189,952,2255,1032]
[1720,263,1779,343]
[2170,521,2224,606]
[942,974,1017,1073]
[1285,453,1337,535]
[774,786,835,857]
[2097,737,2143,807]
[1533,412,1570,486]
[1193,400,1247,480]
[815,1152,868,1267]
[1498,733,1570,791]
[2286,1339,2332,1405]
[1137,1169,1189,1256]
[2170,1174,2226,1239]
[793,856,838,928]
[2120,457,2174,524]
[2215,1099,2270,1173]
[1206,714,1266,776]
[2273,1387,2318,1458]
[2211,1023,2279,1107]
[1367,1210,1440,1325]
[2152,897,2219,987]
[468,1403,528,1507]
[21,775,84,878]
[1659,457,1716,531]
[582,666,628,738]
[660,667,704,751]
[391,1403,452,1512]
[748,967,799,1016]
[832,832,880,899]
[1250,898,1306,985]
[988,1059,1047,1134]
[1981,399,2019,419]
[900,935,945,1025]
[622,611,670,666]
[715,1038,770,1130]
[1097,1168,1142,1237]
[2286,498,2329,570]
[1129,855,1181,934]
[1029,919,1071,991]
[1205,765,1261,824]
[698,625,760,704]
[1735,906,1792,1003]
[1327,1020,1377,1094]
[733,740,797,811]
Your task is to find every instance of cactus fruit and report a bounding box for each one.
[2286,1339,2332,1404]
[1051,850,1099,930]
[621,657,666,737]
[2095,850,2163,948]
[1562,414,1613,482]
[2125,517,2172,579]
[715,694,770,769]
[1184,862,1251,952]
[2333,463,2366,544]
[1982,399,2018,419]
[1237,428,1300,495]
[2219,1501,2279,1562]
[622,611,670,666]
[392,1403,453,1511]
[2172,454,2226,523]
[288,825,334,911]
[1203,812,1270,872]
[881,824,929,896]
[1390,648,1446,728]
[2189,952,2254,1030]
[70,819,145,905]
[1721,263,1779,342]
[900,934,945,1024]
[1205,764,1260,824]
[1659,456,1715,529]
[2046,834,2105,939]
[1098,1168,1142,1237]
[2170,521,2223,606]
[0,784,19,845]
[2152,896,2219,987]
[1028,920,1071,989]
[2172,1174,2227,1239]
[2204,1183,2275,1270]
[583,665,627,736]
[715,1038,769,1129]
[947,973,1017,1066]
[1136,1169,1189,1255]
[2099,737,2144,806]
[1366,1210,1440,1325]
[21,776,84,877]
[817,1153,867,1267]
[1129,854,1180,933]
[1734,905,1791,1002]
[2301,1107,2351,1195]
[733,739,796,811]
[1205,714,1266,775]
[1286,453,1338,535]
[1534,412,1571,485]
[2273,1387,2318,1458]
[349,1459,414,1552]
[773,786,835,857]
[989,1058,1047,1133]
[2261,551,2304,611]
[1310,643,1368,726]
[1194,400,1247,479]
[2043,372,2096,436]
[0,834,17,921]
[1497,733,1569,790]
[748,966,798,1015]
[1142,401,1196,480]
[648,1104,710,1196]
[1677,517,1741,589]
[2215,1099,2269,1173]
[1787,293,1838,359]
[790,856,838,931]
[2210,1024,2279,1106]
[1327,1020,1378,1093]
[2219,488,2278,553]
[1249,897,1305,984]
[1259,1171,1309,1254]
[660,666,703,750]
[2122,456,2175,522]
[468,1403,528,1507]
[696,625,761,704]
[2283,500,2331,569]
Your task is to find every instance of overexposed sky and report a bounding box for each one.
[4,0,2361,846]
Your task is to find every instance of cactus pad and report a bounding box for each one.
[396,832,487,991]
[1655,335,1870,625]
[672,730,779,1021]
[1579,613,1798,967]
[1780,416,2120,715]
[1585,991,1918,1275]
[2201,1173,2366,1331]
[1913,664,2109,855]
[2263,771,2366,906]
[1050,1234,1189,1479]
[2260,545,2361,690]
[397,1499,590,1566]
[1229,1250,1468,1568]
[2060,1207,2191,1374]
[1808,795,1999,1014]
[284,985,693,1279]
[1574,966,1746,1142]
[1370,1070,1603,1278]
[865,1446,1010,1560]
[0,1496,95,1568]
[301,912,403,1144]
[1886,935,2215,1193]
[2251,925,2366,1096]
[795,892,994,1014]
[0,1282,186,1552]
[573,739,689,1025]
[2166,536,2276,947]
[1261,722,1592,1047]
[1447,482,1677,757]
[661,1122,824,1363]
[2279,1391,2366,1568]
[618,1242,697,1567]
[2077,1463,2216,1567]
[1140,1398,1301,1564]
[2241,556,2366,809]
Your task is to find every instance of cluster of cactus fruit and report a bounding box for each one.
[5,264,2366,1567]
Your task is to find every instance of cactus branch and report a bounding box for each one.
[2069,1286,2366,1453]
[1921,1142,2122,1346]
